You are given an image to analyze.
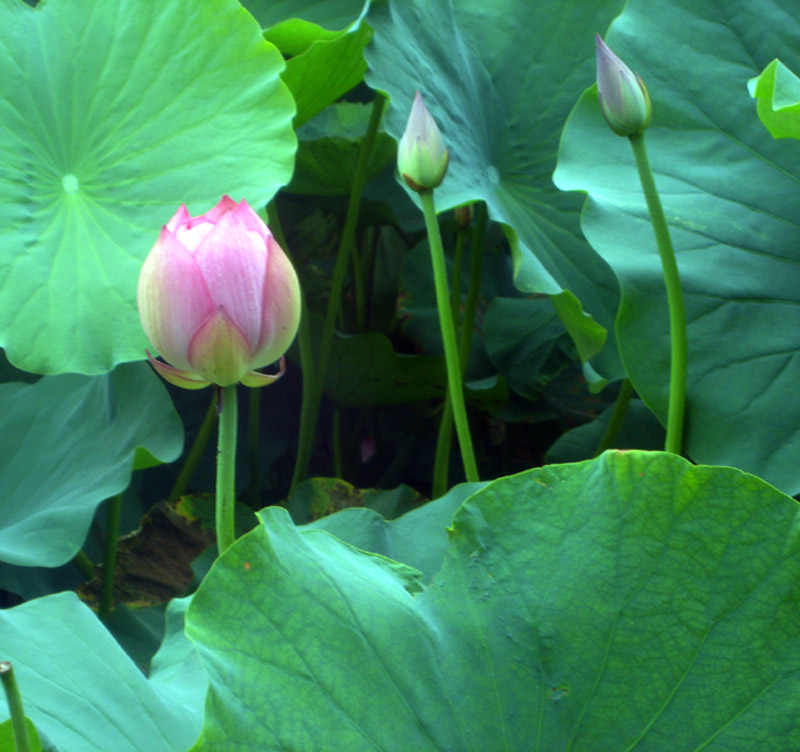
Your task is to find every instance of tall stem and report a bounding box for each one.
[215,385,238,554]
[290,92,387,487]
[419,189,479,482]
[432,204,485,496]
[0,662,31,752]
[628,132,687,455]
[98,493,122,620]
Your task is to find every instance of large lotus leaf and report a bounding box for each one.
[0,362,182,567]
[749,58,800,139]
[364,0,626,379]
[0,592,200,752]
[185,451,800,750]
[0,0,295,375]
[553,0,800,492]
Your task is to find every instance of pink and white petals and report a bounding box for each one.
[137,196,302,390]
[252,235,302,370]
[192,208,268,351]
[137,229,214,372]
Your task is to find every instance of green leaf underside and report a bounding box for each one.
[553,0,800,493]
[0,593,200,752]
[185,451,800,750]
[0,0,296,375]
[0,363,182,567]
[364,0,626,380]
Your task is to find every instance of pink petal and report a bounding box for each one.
[187,306,252,387]
[251,234,302,369]
[203,195,239,223]
[146,351,211,389]
[165,204,192,233]
[192,207,268,350]
[137,228,215,371]
[232,199,270,243]
[240,357,286,388]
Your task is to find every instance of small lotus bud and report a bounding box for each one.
[397,91,449,192]
[595,34,651,137]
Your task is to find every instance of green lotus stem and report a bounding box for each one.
[247,388,260,506]
[419,189,479,483]
[72,550,96,580]
[290,91,387,487]
[167,392,217,504]
[594,378,634,456]
[98,493,122,620]
[0,662,31,752]
[628,132,687,455]
[216,385,238,553]
[432,204,485,495]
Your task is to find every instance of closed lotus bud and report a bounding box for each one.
[397,91,449,192]
[137,196,301,389]
[595,34,651,137]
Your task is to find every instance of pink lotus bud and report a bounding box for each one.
[595,34,652,137]
[137,197,301,389]
[397,91,449,192]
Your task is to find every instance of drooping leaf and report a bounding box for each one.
[0,593,201,752]
[186,451,800,750]
[364,0,626,379]
[0,0,295,374]
[0,363,182,567]
[553,0,800,492]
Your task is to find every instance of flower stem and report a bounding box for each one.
[0,662,31,752]
[98,493,122,620]
[167,392,217,504]
[290,91,387,487]
[419,189,479,483]
[594,378,634,456]
[628,131,687,455]
[432,203,485,496]
[215,385,238,554]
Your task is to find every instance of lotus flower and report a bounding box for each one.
[596,34,652,137]
[137,196,301,389]
[397,91,449,191]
